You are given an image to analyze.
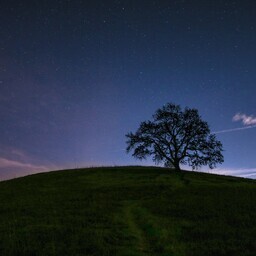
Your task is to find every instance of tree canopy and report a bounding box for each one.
[126,103,224,170]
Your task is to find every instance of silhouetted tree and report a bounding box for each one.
[126,103,224,170]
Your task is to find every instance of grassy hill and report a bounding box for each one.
[0,166,255,256]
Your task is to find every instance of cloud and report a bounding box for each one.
[0,146,58,180]
[0,146,30,162]
[10,149,26,158]
[0,157,48,171]
[0,157,52,181]
[233,113,256,126]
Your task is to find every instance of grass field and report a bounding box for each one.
[0,166,255,256]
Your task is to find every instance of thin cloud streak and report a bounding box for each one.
[0,157,49,171]
[0,146,59,180]
[212,125,256,134]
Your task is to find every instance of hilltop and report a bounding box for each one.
[0,166,255,256]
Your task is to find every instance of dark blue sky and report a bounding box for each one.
[1,0,256,180]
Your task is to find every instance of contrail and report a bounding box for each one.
[212,125,256,134]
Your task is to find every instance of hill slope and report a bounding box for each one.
[0,166,255,256]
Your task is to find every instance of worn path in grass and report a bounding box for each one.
[123,202,150,255]
[120,200,182,256]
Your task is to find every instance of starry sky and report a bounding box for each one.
[1,0,256,180]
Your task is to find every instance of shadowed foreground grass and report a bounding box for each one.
[0,166,255,255]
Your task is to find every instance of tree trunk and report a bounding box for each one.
[173,160,181,170]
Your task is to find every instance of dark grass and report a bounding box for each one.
[0,166,256,255]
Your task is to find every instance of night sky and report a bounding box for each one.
[1,0,256,180]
